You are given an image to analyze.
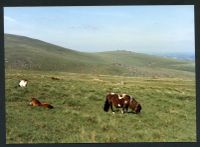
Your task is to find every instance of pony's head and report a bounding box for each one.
[129,98,142,114]
[29,97,41,106]
[135,103,142,113]
[29,97,35,106]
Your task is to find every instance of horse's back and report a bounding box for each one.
[106,93,124,107]
[29,98,54,109]
[106,93,118,100]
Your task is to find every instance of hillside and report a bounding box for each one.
[4,34,195,78]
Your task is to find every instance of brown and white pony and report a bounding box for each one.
[103,93,142,114]
[29,98,54,109]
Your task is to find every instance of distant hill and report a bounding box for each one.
[4,34,195,78]
[154,52,195,61]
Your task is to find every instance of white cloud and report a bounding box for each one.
[4,16,17,22]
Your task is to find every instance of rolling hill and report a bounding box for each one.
[4,34,195,78]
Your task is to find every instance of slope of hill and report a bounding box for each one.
[4,34,105,71]
[92,50,195,72]
[4,34,195,78]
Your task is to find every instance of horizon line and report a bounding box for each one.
[4,33,195,55]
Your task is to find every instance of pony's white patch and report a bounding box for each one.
[130,97,133,102]
[118,95,123,99]
[121,110,124,114]
[112,112,115,114]
[118,104,121,107]
[124,100,128,104]
[122,94,126,97]
[118,94,126,99]
[110,92,115,95]
[19,80,27,87]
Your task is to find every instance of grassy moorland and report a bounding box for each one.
[5,34,194,77]
[5,33,196,143]
[5,69,196,143]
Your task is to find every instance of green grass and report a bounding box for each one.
[4,33,196,143]
[5,69,196,143]
[5,34,195,78]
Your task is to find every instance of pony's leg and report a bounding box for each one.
[122,104,127,113]
[125,106,128,112]
[121,106,126,114]
[123,105,128,113]
[110,104,115,114]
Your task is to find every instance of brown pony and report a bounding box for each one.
[103,93,141,114]
[51,77,60,80]
[29,98,54,109]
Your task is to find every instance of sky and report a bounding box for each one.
[4,6,194,54]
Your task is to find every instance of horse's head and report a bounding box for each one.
[135,103,142,113]
[29,101,33,106]
[28,97,35,106]
[129,98,142,114]
[29,97,41,106]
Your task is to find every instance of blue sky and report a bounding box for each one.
[4,6,194,54]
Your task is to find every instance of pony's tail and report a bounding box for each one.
[47,104,54,109]
[103,98,110,112]
[41,103,54,109]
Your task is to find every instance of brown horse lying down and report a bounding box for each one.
[29,98,54,109]
[51,77,60,80]
[104,93,142,114]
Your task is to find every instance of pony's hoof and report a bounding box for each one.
[112,112,115,114]
[121,111,124,114]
